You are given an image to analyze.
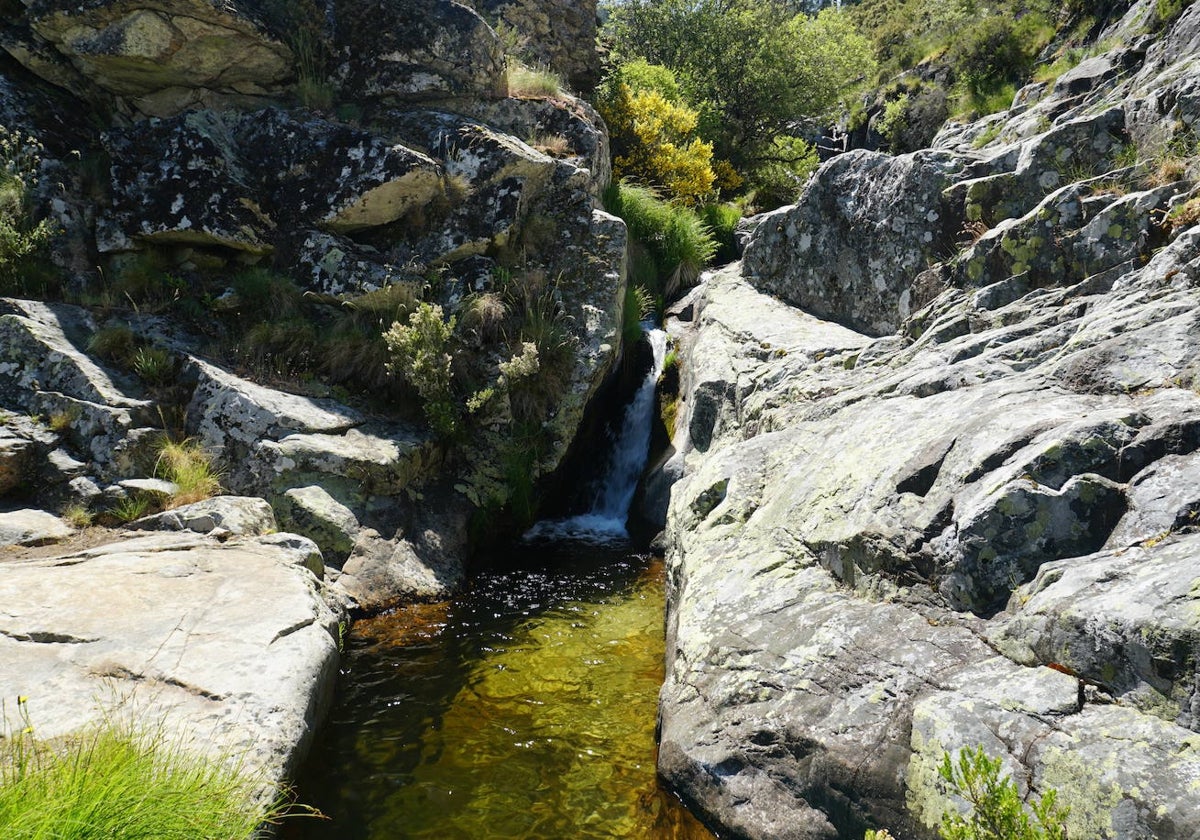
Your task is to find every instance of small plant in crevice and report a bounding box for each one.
[507,62,566,99]
[154,438,222,508]
[61,503,93,529]
[107,494,152,523]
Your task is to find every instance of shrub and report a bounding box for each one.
[0,127,54,293]
[87,324,138,365]
[938,747,1068,840]
[0,700,299,838]
[131,345,175,387]
[384,302,460,437]
[603,181,717,298]
[154,438,222,507]
[698,202,741,264]
[596,61,717,205]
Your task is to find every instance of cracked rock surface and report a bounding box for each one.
[0,531,340,790]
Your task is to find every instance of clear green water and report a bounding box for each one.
[289,543,713,840]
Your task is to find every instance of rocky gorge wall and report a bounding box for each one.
[655,1,1200,837]
[0,0,619,796]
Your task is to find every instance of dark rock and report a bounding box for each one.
[335,0,506,105]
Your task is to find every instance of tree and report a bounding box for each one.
[595,60,716,204]
[604,0,874,202]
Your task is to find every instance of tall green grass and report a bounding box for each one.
[0,706,300,838]
[603,181,717,301]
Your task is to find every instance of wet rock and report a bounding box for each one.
[0,531,340,789]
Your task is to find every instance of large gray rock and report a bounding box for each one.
[742,149,966,336]
[659,235,1200,836]
[129,495,278,536]
[0,508,73,546]
[0,531,340,789]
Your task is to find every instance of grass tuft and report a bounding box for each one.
[154,439,222,507]
[603,181,717,300]
[507,62,566,99]
[0,703,304,838]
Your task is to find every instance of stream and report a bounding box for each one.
[289,328,714,839]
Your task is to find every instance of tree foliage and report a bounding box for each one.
[596,60,716,204]
[604,0,874,201]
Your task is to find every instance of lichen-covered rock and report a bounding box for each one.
[101,111,275,254]
[907,658,1200,839]
[185,358,363,477]
[129,495,278,537]
[19,0,294,116]
[660,229,1200,835]
[0,531,341,790]
[275,485,361,563]
[742,149,967,336]
[335,0,506,105]
[462,96,612,192]
[475,0,600,91]
[235,109,444,233]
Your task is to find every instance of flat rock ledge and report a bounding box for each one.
[0,530,341,793]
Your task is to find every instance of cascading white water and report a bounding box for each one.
[525,324,669,542]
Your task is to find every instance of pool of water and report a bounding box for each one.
[288,540,713,840]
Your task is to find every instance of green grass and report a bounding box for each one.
[154,438,222,507]
[507,62,566,99]
[698,203,741,265]
[603,181,717,299]
[0,704,298,838]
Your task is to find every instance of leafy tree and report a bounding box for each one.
[604,0,874,202]
[938,747,1069,840]
[596,60,716,204]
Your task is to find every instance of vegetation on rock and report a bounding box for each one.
[0,700,301,838]
[0,128,54,295]
[938,747,1068,840]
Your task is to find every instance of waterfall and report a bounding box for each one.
[525,324,669,543]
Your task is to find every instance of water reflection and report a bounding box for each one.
[290,543,713,840]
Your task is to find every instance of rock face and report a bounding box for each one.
[0,0,617,816]
[17,0,294,117]
[0,531,341,789]
[476,0,602,92]
[659,4,1200,837]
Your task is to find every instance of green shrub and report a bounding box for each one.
[0,700,298,838]
[87,324,138,365]
[0,128,54,294]
[698,203,741,264]
[938,747,1068,840]
[596,61,717,205]
[603,181,717,298]
[131,345,175,387]
[384,302,460,437]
